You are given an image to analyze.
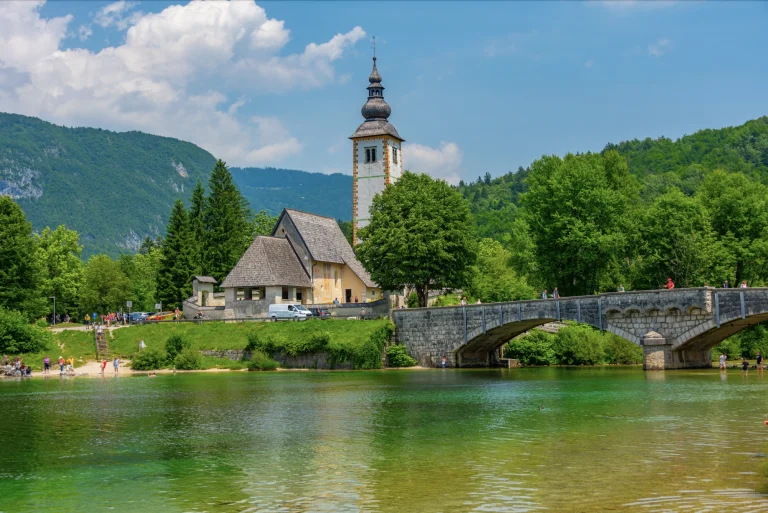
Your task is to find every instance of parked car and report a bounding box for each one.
[309,308,331,320]
[129,312,149,324]
[147,312,173,322]
[268,304,309,321]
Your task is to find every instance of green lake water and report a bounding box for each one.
[2,368,768,512]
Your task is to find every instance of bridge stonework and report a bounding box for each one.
[392,288,768,370]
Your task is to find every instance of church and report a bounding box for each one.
[184,55,402,320]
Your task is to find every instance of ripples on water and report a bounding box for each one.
[1,368,768,512]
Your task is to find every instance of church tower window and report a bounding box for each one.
[365,147,377,163]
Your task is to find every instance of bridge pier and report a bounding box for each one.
[642,332,711,370]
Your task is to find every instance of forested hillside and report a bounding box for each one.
[0,113,353,257]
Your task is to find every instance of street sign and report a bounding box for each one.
[126,301,133,308]
[155,303,162,311]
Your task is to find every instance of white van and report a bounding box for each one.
[268,304,310,322]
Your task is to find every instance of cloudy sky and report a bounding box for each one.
[0,1,766,184]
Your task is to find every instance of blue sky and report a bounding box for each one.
[2,1,766,183]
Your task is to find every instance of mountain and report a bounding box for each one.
[0,113,352,257]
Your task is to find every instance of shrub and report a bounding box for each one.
[504,331,555,365]
[244,331,261,353]
[552,325,605,365]
[387,344,417,367]
[407,291,420,309]
[604,334,643,364]
[165,334,190,361]
[131,349,165,370]
[36,318,49,328]
[174,348,202,370]
[247,350,279,371]
[0,308,52,354]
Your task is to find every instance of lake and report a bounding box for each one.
[1,368,767,512]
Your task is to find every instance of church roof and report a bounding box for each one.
[221,236,312,289]
[192,275,217,284]
[279,209,377,288]
[350,57,403,142]
[350,119,403,141]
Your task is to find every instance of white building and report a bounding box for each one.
[350,56,404,245]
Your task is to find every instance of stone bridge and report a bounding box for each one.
[392,288,768,370]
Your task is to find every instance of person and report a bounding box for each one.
[476,299,482,304]
[1,354,8,366]
[333,298,339,305]
[541,290,548,300]
[723,280,730,289]
[43,355,50,375]
[58,356,65,373]
[68,356,75,371]
[113,357,120,376]
[25,365,32,377]
[97,324,103,339]
[99,359,107,375]
[354,296,359,303]
[441,356,447,368]
[742,357,750,376]
[665,277,675,290]
[553,287,560,299]
[174,307,180,321]
[84,314,90,329]
[617,284,625,292]
[460,297,467,306]
[740,280,748,288]
[63,313,70,323]
[757,352,763,372]
[360,307,366,320]
[719,353,727,371]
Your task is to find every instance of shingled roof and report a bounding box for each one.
[221,236,312,289]
[193,275,217,284]
[280,209,377,288]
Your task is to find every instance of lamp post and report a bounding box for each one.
[50,296,56,326]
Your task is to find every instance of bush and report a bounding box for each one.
[552,325,605,365]
[0,308,52,354]
[174,348,202,370]
[604,334,643,364]
[504,331,555,365]
[247,350,279,371]
[131,349,165,370]
[387,344,418,367]
[407,291,420,308]
[165,334,190,361]
[36,318,49,328]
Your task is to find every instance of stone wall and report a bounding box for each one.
[199,349,352,370]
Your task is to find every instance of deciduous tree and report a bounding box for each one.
[35,225,84,317]
[79,255,131,314]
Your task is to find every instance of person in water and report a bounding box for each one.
[719,353,727,371]
[757,352,763,372]
[742,358,750,376]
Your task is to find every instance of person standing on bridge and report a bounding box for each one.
[665,278,675,290]
[740,280,748,288]
[541,290,548,300]
[617,284,625,292]
[723,280,730,288]
[552,288,560,299]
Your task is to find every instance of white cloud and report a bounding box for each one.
[584,60,594,69]
[0,1,364,167]
[648,38,672,57]
[77,24,92,41]
[403,142,463,185]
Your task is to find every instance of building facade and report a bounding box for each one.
[350,56,404,245]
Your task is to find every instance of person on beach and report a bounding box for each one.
[100,359,108,376]
[43,356,50,374]
[113,357,120,376]
[742,358,750,376]
[719,353,727,371]
[58,356,65,373]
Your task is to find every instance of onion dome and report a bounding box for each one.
[350,56,404,141]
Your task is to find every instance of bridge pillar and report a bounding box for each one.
[642,331,711,370]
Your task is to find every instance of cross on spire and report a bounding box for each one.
[371,36,376,59]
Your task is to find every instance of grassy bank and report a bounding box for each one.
[39,319,391,370]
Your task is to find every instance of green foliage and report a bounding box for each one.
[120,248,161,312]
[434,293,461,307]
[174,347,202,370]
[603,334,643,365]
[386,344,418,367]
[407,291,420,309]
[0,196,45,320]
[35,225,84,316]
[203,160,252,283]
[130,349,165,370]
[157,199,195,309]
[357,172,476,307]
[79,254,131,314]
[251,210,278,238]
[189,179,206,274]
[247,350,279,371]
[470,238,535,302]
[0,308,52,354]
[504,331,555,365]
[246,331,330,357]
[552,325,606,365]
[337,219,354,246]
[165,334,190,361]
[35,318,49,328]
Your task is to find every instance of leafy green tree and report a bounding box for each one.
[119,249,161,312]
[157,200,195,309]
[522,152,635,296]
[35,225,84,317]
[357,171,476,307]
[337,219,353,246]
[0,196,45,319]
[251,210,277,238]
[469,238,534,302]
[203,160,251,282]
[633,189,722,288]
[188,179,206,273]
[0,307,52,354]
[79,255,131,314]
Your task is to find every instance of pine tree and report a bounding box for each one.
[157,200,195,309]
[203,160,251,282]
[188,179,205,274]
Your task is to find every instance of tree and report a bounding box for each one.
[119,249,161,312]
[337,219,353,246]
[188,179,206,274]
[157,200,195,309]
[522,152,635,296]
[356,171,476,307]
[0,196,45,319]
[79,255,131,314]
[251,210,277,238]
[469,238,534,302]
[203,160,251,282]
[36,225,84,317]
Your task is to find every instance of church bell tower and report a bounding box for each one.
[350,54,404,245]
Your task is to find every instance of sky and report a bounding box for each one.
[1,1,766,184]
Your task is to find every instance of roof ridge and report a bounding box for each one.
[284,208,338,221]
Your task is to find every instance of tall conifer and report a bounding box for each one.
[203,160,251,282]
[157,199,195,309]
[188,179,205,274]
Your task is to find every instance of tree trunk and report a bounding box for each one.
[417,284,429,308]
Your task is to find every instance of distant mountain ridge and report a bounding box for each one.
[0,113,352,257]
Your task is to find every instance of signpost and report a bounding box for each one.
[126,301,132,323]
[155,303,162,312]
